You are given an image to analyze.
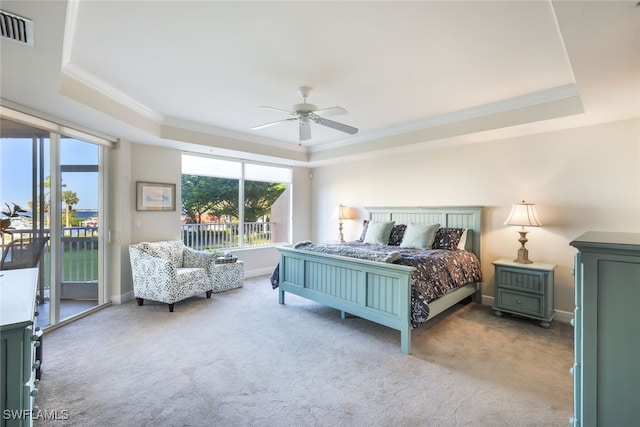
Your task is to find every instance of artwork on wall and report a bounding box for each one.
[136,181,176,211]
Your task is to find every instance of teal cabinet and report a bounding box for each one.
[570,232,640,427]
[0,268,40,427]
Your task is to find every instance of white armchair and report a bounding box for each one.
[129,240,215,312]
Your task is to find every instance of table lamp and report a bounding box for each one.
[504,200,542,264]
[335,204,352,243]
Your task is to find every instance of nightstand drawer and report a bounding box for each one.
[495,268,544,294]
[496,289,544,317]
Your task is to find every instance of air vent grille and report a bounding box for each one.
[1,10,33,46]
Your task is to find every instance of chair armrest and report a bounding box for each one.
[183,246,216,270]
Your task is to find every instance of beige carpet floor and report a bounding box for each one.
[34,275,574,426]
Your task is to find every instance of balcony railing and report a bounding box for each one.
[0,221,275,294]
[1,227,99,294]
[181,221,275,250]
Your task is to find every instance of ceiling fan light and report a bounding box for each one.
[293,102,316,113]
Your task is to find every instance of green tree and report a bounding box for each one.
[243,181,286,222]
[62,190,79,228]
[181,175,285,223]
[181,175,236,223]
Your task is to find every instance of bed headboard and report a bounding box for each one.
[364,206,483,261]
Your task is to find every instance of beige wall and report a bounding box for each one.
[309,118,640,318]
[110,142,312,301]
[110,118,638,313]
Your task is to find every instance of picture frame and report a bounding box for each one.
[136,181,176,211]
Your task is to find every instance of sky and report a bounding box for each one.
[1,138,99,211]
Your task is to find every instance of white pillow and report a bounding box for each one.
[457,229,468,250]
[400,223,440,249]
[363,221,395,245]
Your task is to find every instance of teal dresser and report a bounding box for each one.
[570,232,640,427]
[0,268,41,427]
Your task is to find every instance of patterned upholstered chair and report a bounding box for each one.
[129,240,215,312]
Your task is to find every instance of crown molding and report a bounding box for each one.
[61,63,163,123]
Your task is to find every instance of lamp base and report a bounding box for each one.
[513,230,533,264]
[513,248,533,264]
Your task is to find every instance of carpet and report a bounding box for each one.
[34,275,573,426]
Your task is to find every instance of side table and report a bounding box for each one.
[492,258,556,327]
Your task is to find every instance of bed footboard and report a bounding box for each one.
[277,246,416,354]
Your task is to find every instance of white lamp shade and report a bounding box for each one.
[504,201,542,227]
[333,205,354,220]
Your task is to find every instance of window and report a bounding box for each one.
[181,154,291,249]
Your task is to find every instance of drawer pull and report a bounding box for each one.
[570,318,575,327]
[33,360,40,370]
[30,388,38,397]
[32,406,39,415]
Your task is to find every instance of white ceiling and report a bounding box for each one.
[1,1,639,167]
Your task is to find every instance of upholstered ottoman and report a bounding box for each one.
[212,260,244,292]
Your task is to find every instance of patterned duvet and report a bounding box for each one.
[272,241,483,328]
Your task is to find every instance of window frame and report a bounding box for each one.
[181,153,292,249]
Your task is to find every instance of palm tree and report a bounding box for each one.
[62,190,79,228]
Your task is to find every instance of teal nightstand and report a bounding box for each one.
[492,259,556,327]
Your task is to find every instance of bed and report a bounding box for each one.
[275,206,483,354]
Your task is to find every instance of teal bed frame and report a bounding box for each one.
[277,206,483,355]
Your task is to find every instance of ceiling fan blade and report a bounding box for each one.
[251,117,297,130]
[299,121,311,140]
[314,106,348,117]
[259,106,294,115]
[314,117,358,135]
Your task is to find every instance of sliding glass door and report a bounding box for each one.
[0,113,111,329]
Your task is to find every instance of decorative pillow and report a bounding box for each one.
[358,220,370,242]
[433,228,465,250]
[388,224,407,246]
[363,221,395,245]
[457,229,469,250]
[399,223,440,249]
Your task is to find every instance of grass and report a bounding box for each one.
[42,248,99,288]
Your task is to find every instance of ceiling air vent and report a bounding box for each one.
[1,10,33,46]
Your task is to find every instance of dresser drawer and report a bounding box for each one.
[496,289,544,317]
[495,267,545,294]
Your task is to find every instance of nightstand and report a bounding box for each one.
[492,259,556,327]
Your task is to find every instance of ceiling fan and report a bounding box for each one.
[251,86,358,142]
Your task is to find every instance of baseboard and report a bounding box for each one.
[552,309,574,324]
[245,267,274,278]
[480,295,572,324]
[112,290,133,304]
[481,294,495,307]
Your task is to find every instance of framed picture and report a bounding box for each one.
[136,181,176,211]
